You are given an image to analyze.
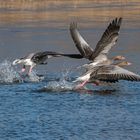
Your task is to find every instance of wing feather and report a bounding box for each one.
[70,18,122,62]
[92,18,122,62]
[70,22,94,60]
[31,51,61,64]
[90,65,140,82]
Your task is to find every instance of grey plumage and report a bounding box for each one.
[70,18,122,63]
[91,18,122,62]
[30,51,61,64]
[89,65,140,83]
[13,51,83,74]
[14,51,83,65]
[70,22,93,60]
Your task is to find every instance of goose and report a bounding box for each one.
[13,51,83,74]
[70,17,124,70]
[89,62,140,85]
[75,61,140,88]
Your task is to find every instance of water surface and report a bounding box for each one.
[0,1,140,140]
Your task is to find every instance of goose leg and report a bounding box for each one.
[28,66,33,74]
[21,65,26,72]
[76,80,88,89]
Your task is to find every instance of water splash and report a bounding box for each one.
[0,60,22,84]
[41,68,76,92]
[26,70,45,82]
[45,80,74,92]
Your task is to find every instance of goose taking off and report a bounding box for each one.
[89,63,140,85]
[13,51,83,74]
[75,61,140,88]
[70,18,124,69]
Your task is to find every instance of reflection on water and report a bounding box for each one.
[0,0,139,28]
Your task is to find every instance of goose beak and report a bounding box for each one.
[127,62,132,65]
[121,56,125,60]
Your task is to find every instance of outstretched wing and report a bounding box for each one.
[92,18,122,62]
[70,22,94,60]
[91,65,140,82]
[31,51,61,64]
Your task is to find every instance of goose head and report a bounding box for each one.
[113,55,125,61]
[12,59,23,65]
[116,61,132,66]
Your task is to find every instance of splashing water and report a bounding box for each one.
[0,60,22,84]
[42,68,76,92]
[27,70,45,82]
[44,80,74,92]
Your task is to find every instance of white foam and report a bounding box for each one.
[43,69,75,92]
[27,70,44,82]
[0,60,22,84]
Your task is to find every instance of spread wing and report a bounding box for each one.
[31,51,61,64]
[21,53,35,60]
[70,22,94,60]
[92,17,122,62]
[91,65,140,82]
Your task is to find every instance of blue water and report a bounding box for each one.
[0,1,140,140]
[0,61,140,140]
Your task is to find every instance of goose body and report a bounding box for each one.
[70,18,124,70]
[89,64,140,84]
[13,51,83,74]
[70,17,138,87]
[75,61,140,88]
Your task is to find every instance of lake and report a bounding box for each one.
[0,0,140,140]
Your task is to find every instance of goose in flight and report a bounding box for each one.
[89,62,140,85]
[70,17,124,70]
[13,51,83,74]
[75,61,140,88]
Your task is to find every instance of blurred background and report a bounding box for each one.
[0,0,139,73]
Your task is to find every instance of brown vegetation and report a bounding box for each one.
[0,0,139,28]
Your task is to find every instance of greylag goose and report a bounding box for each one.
[114,61,131,67]
[75,61,140,88]
[13,51,83,74]
[70,18,124,69]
